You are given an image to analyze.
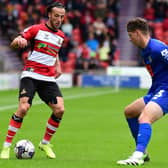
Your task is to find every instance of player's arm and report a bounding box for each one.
[11,24,38,49]
[10,35,28,49]
[55,54,62,78]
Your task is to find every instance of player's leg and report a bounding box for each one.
[43,97,64,144]
[125,97,145,144]
[38,81,64,158]
[136,101,163,153]
[133,90,167,165]
[0,77,36,159]
[39,97,64,159]
[116,97,149,165]
[117,102,163,165]
[125,96,150,161]
[117,90,166,165]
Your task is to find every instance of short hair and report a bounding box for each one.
[46,1,65,15]
[127,17,150,35]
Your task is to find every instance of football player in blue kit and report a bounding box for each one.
[117,17,168,166]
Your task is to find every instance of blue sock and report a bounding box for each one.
[127,118,139,143]
[136,123,152,153]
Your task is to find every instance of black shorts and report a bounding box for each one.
[19,77,63,105]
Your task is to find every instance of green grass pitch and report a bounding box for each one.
[0,87,168,168]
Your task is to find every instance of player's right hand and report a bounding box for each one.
[11,36,28,48]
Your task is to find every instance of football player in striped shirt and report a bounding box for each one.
[0,1,66,159]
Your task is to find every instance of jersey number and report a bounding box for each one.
[153,90,165,100]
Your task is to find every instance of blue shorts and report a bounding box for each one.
[144,89,168,114]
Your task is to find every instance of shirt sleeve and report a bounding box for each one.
[21,25,38,41]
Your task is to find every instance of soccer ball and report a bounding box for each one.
[14,139,35,159]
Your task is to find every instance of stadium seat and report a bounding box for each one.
[154,28,164,41]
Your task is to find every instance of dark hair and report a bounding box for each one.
[127,17,150,35]
[46,1,65,14]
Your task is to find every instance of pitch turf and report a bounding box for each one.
[0,87,168,168]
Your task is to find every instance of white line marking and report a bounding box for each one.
[0,90,117,111]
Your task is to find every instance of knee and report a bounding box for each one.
[18,103,30,116]
[138,112,149,123]
[124,105,134,118]
[53,106,65,118]
[138,115,143,123]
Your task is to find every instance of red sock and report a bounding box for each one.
[42,117,60,143]
[5,115,23,144]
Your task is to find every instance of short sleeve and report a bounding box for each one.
[21,25,39,41]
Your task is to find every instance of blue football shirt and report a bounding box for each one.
[141,38,168,87]
[142,38,168,113]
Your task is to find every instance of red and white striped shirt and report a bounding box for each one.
[20,23,64,82]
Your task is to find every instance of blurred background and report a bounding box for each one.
[0,0,168,90]
[1,1,168,166]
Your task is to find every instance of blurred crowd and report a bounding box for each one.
[143,0,168,44]
[0,0,120,73]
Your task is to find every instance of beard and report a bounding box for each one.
[50,20,60,31]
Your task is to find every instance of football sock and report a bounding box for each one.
[4,114,23,147]
[42,114,61,144]
[127,118,139,143]
[136,123,152,153]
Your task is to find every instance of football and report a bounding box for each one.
[14,139,35,159]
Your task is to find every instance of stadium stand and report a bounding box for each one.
[143,0,168,45]
[0,0,119,73]
[2,0,167,73]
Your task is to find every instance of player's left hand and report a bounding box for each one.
[55,72,62,78]
[55,56,62,78]
[55,67,62,78]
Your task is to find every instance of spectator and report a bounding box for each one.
[93,17,107,43]
[86,33,99,53]
[61,16,73,37]
[0,0,120,72]
[143,1,155,21]
[97,40,110,68]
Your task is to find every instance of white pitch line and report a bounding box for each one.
[0,89,117,111]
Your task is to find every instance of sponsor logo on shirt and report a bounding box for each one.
[37,42,59,55]
[161,49,168,60]
[44,34,49,40]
